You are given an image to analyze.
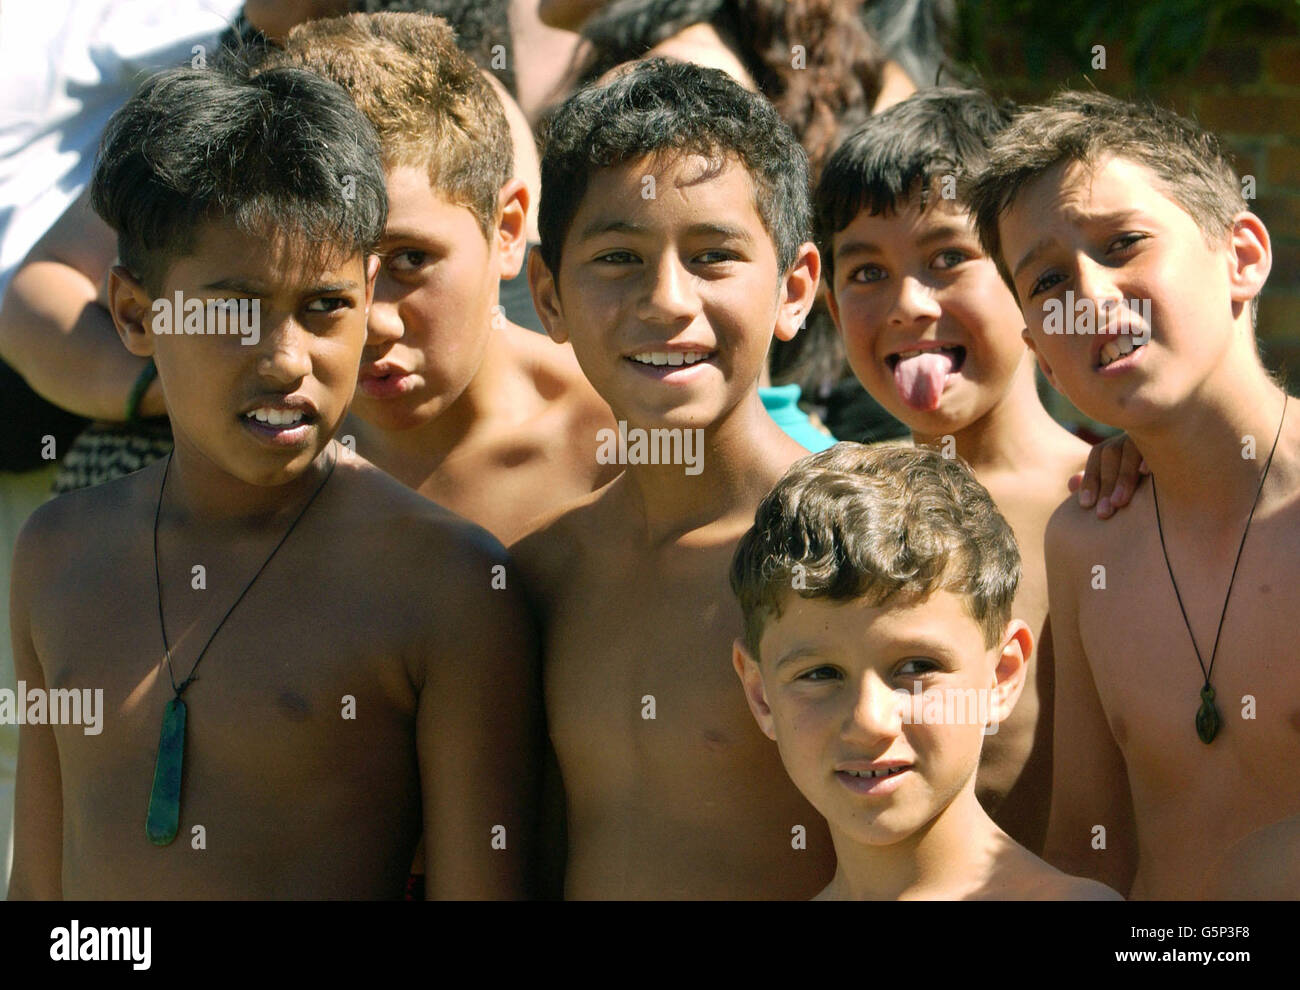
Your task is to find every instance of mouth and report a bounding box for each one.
[624,348,717,380]
[885,344,966,413]
[240,402,317,447]
[358,363,420,398]
[1096,333,1148,370]
[835,764,912,794]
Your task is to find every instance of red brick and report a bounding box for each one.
[1254,194,1300,240]
[1191,45,1262,87]
[1257,292,1300,342]
[1197,93,1300,137]
[1268,241,1300,289]
[1270,143,1300,187]
[1264,39,1300,87]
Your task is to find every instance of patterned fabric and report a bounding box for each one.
[52,420,173,494]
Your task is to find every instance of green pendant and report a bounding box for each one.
[1195,685,1220,745]
[146,697,187,845]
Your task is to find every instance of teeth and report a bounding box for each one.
[247,407,304,426]
[631,351,711,367]
[845,767,906,778]
[1098,336,1145,368]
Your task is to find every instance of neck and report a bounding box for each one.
[914,354,1065,472]
[1132,352,1288,521]
[617,390,805,544]
[821,784,1000,900]
[161,436,337,526]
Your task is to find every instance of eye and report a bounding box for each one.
[305,297,348,314]
[932,248,969,271]
[1108,233,1145,254]
[694,249,736,264]
[595,250,639,264]
[896,658,940,678]
[1028,270,1065,299]
[797,665,842,683]
[388,249,428,272]
[847,263,887,285]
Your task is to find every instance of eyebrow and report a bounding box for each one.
[201,278,361,295]
[575,219,753,242]
[1011,209,1146,279]
[773,645,831,672]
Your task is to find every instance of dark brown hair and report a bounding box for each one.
[730,442,1020,658]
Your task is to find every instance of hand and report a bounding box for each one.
[1068,432,1149,519]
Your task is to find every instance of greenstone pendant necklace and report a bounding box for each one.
[146,445,338,844]
[1151,395,1287,745]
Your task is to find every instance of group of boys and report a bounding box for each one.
[7,10,1296,900]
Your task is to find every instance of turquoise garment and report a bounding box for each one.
[760,384,837,452]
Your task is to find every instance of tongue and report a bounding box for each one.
[893,351,954,412]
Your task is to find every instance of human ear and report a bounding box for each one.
[527,249,568,345]
[495,179,530,280]
[988,619,1033,729]
[107,265,156,358]
[1226,211,1270,319]
[733,639,777,741]
[1021,326,1060,391]
[773,241,821,343]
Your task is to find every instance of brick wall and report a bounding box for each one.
[967,10,1300,389]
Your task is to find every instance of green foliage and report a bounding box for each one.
[957,0,1300,87]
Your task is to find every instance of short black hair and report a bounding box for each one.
[814,87,1014,282]
[91,63,388,295]
[536,57,811,279]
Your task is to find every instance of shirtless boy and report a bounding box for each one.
[261,13,615,543]
[813,89,1093,852]
[730,443,1119,899]
[7,63,539,899]
[513,58,834,898]
[968,90,1300,899]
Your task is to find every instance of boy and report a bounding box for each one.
[7,63,539,899]
[968,90,1300,899]
[513,58,835,898]
[729,443,1119,899]
[814,89,1093,852]
[254,12,619,543]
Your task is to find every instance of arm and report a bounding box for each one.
[0,190,163,422]
[6,511,64,899]
[1042,510,1138,894]
[419,538,542,899]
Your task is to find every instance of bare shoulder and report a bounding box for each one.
[13,465,156,584]
[1206,813,1300,899]
[508,480,619,604]
[996,847,1124,901]
[508,325,612,427]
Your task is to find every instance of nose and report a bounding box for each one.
[365,277,405,350]
[637,252,699,325]
[887,273,942,327]
[1073,252,1124,326]
[842,671,902,745]
[256,316,313,386]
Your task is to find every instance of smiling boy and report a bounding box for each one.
[968,91,1300,899]
[730,443,1118,899]
[513,58,834,898]
[814,89,1093,852]
[260,13,616,543]
[7,63,539,899]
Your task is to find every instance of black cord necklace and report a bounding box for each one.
[1152,395,1287,745]
[145,444,338,844]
